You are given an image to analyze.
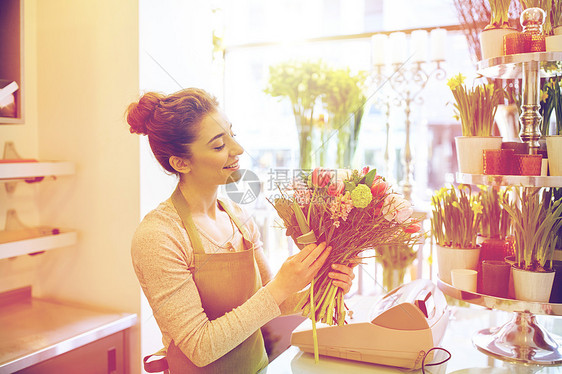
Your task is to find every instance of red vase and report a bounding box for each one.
[483,149,501,175]
[516,154,542,176]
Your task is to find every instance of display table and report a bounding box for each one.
[265,298,562,374]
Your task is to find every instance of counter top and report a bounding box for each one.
[0,296,137,373]
[266,304,562,374]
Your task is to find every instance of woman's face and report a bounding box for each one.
[186,110,244,186]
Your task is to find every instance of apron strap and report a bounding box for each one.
[171,186,206,255]
[217,198,253,243]
[143,348,168,373]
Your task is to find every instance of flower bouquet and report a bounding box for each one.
[271,167,423,362]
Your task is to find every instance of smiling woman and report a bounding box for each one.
[125,88,356,373]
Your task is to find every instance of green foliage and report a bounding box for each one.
[264,59,368,168]
[478,185,511,239]
[487,0,512,28]
[431,184,482,248]
[503,187,562,270]
[447,73,506,136]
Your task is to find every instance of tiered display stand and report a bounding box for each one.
[437,51,562,365]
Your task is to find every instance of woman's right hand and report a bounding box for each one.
[265,242,331,305]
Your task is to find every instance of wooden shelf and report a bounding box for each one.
[0,161,75,182]
[0,231,77,259]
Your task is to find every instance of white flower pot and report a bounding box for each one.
[480,27,517,60]
[512,266,555,302]
[546,135,562,176]
[436,244,481,285]
[455,136,503,174]
[546,34,562,52]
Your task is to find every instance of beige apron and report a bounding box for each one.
[166,186,269,374]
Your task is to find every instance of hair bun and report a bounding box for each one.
[126,92,163,135]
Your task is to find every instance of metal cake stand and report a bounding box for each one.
[438,279,562,365]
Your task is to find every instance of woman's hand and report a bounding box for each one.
[328,261,358,295]
[266,242,331,305]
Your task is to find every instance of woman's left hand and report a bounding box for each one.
[328,263,357,295]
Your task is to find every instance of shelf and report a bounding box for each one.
[0,161,75,182]
[456,173,562,187]
[437,278,562,315]
[0,230,77,259]
[477,51,562,79]
[438,279,562,365]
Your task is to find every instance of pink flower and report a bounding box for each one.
[381,193,413,223]
[328,192,354,226]
[404,222,422,233]
[370,178,388,199]
[311,168,332,188]
[327,180,345,196]
[362,166,370,175]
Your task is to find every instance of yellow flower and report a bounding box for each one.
[472,201,483,215]
[447,73,466,91]
[541,90,549,103]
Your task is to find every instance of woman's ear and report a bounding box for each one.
[169,156,191,174]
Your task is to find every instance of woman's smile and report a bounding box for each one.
[223,160,240,170]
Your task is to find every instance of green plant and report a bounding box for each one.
[486,0,512,29]
[540,79,557,136]
[503,187,562,271]
[540,78,562,136]
[264,60,329,169]
[554,0,562,28]
[321,67,367,168]
[479,185,511,239]
[447,73,506,136]
[431,184,482,248]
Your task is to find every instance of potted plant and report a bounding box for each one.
[480,0,518,59]
[549,188,562,302]
[431,184,482,285]
[448,73,505,174]
[503,187,562,302]
[264,60,328,170]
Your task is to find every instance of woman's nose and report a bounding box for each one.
[230,137,244,156]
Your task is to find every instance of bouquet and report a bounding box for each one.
[271,167,423,361]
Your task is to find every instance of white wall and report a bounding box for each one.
[0,1,142,373]
[138,0,215,369]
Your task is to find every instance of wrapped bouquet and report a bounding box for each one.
[271,167,423,361]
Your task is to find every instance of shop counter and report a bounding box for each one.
[0,290,137,374]
[265,303,562,374]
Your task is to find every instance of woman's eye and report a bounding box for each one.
[214,144,226,151]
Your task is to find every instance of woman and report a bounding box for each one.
[127,88,355,373]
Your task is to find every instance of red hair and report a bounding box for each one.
[126,88,219,174]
